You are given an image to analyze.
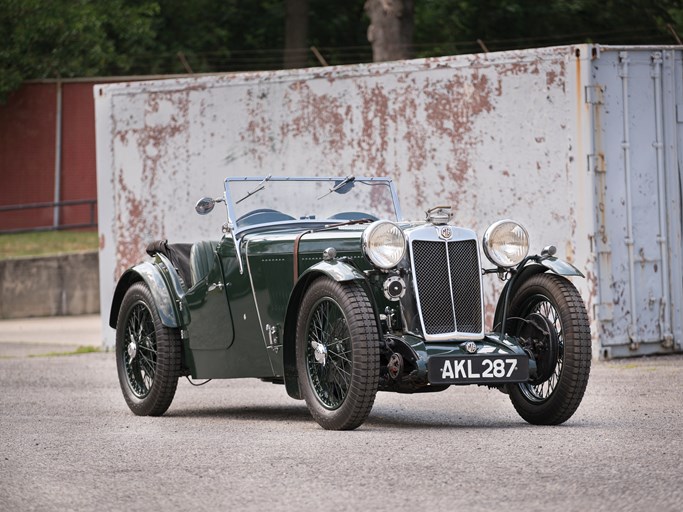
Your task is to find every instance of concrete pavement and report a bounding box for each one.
[0,314,102,357]
[1,350,682,511]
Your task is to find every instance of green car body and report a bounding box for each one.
[111,176,591,429]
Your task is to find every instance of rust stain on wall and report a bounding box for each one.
[141,90,191,186]
[111,87,193,277]
[354,83,396,176]
[240,89,273,168]
[288,82,347,152]
[114,170,156,278]
[546,69,558,87]
[399,86,427,176]
[423,72,494,197]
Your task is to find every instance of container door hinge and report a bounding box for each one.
[650,52,663,78]
[587,153,606,173]
[593,302,613,322]
[676,105,683,124]
[585,85,604,105]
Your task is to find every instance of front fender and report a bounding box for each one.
[301,259,368,283]
[282,259,367,400]
[109,261,188,329]
[539,256,584,277]
[492,258,583,332]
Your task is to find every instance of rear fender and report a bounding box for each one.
[282,260,367,400]
[109,260,189,329]
[492,258,583,332]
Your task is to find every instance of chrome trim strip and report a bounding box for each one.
[232,230,244,275]
[387,178,403,220]
[245,239,276,373]
[220,189,245,275]
[443,240,459,332]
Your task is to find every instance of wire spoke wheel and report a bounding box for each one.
[506,273,591,425]
[518,297,563,403]
[305,297,352,409]
[296,278,380,430]
[123,302,158,398]
[116,282,181,416]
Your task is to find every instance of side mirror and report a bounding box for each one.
[195,197,216,215]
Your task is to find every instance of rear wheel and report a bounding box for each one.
[116,282,181,416]
[296,278,380,430]
[506,273,591,425]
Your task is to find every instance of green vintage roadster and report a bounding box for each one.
[111,176,591,430]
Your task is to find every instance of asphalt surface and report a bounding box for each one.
[0,326,682,511]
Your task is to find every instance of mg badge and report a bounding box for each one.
[439,226,452,240]
[464,341,477,354]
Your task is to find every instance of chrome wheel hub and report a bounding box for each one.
[127,335,138,360]
[311,340,328,366]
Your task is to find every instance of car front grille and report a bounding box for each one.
[411,238,483,338]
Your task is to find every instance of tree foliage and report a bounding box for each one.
[414,0,680,55]
[1,0,681,102]
[0,0,158,101]
[147,0,285,74]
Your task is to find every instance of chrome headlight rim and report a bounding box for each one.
[483,219,530,268]
[361,220,406,270]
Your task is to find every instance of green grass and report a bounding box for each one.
[28,346,101,358]
[0,230,98,260]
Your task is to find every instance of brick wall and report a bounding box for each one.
[0,81,100,231]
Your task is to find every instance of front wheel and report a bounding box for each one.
[506,273,591,425]
[296,278,380,430]
[116,282,181,416]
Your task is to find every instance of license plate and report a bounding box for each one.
[428,355,529,385]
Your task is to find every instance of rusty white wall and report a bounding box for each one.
[96,45,597,349]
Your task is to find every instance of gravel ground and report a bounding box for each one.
[0,350,681,512]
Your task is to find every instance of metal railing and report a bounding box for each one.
[0,199,97,234]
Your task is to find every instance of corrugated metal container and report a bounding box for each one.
[587,46,683,358]
[95,44,683,358]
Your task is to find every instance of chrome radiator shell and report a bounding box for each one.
[402,225,485,341]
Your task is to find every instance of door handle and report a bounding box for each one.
[208,282,224,292]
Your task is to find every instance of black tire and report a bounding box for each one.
[296,278,380,430]
[116,281,181,416]
[506,273,591,425]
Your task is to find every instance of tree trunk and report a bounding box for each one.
[284,0,309,69]
[364,0,414,62]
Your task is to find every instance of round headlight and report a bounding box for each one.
[483,220,529,268]
[362,221,406,270]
